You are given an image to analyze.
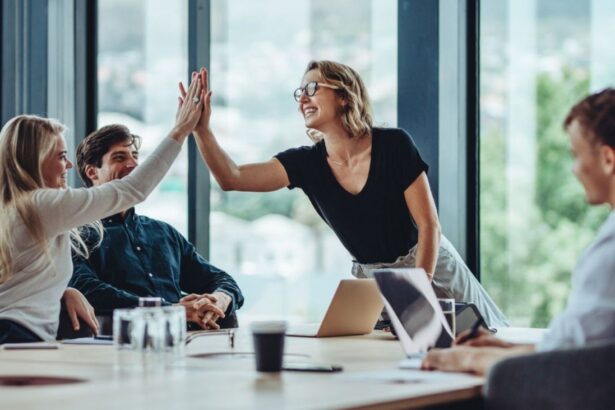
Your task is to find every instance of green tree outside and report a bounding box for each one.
[481,68,610,327]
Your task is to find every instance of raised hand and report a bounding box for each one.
[174,71,204,137]
[179,68,212,136]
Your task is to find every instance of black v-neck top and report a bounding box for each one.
[275,127,429,264]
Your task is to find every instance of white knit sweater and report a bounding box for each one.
[0,137,182,341]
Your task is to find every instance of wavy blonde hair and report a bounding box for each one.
[0,115,102,284]
[304,60,373,142]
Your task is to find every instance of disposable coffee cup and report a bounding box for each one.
[250,321,287,372]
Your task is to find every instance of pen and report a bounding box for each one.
[456,318,483,345]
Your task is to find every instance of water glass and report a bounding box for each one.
[438,298,456,336]
[113,309,141,368]
[138,297,162,307]
[161,306,187,360]
[113,309,137,349]
[113,306,187,369]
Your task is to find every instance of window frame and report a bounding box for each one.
[398,0,479,276]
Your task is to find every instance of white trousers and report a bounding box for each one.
[351,235,509,327]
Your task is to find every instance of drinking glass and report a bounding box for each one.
[438,298,456,336]
[138,297,162,307]
[161,306,187,362]
[113,309,141,368]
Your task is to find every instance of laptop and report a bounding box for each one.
[372,268,454,367]
[286,279,384,337]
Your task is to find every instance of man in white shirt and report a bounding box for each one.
[421,88,615,375]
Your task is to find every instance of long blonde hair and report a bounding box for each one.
[304,60,373,142]
[0,115,102,284]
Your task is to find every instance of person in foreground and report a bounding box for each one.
[0,72,204,343]
[421,88,615,375]
[70,124,244,330]
[181,62,508,327]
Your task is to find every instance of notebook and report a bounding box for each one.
[286,279,384,337]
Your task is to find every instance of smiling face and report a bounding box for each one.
[568,119,614,205]
[41,134,73,189]
[85,140,139,186]
[297,69,345,131]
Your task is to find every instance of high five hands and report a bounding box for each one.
[172,69,208,138]
[178,68,212,136]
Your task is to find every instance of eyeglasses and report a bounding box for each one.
[293,81,340,102]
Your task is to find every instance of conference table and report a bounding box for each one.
[0,328,542,409]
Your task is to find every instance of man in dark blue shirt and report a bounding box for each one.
[69,124,243,330]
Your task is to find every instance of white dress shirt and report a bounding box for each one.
[537,211,615,351]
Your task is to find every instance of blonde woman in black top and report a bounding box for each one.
[183,62,508,327]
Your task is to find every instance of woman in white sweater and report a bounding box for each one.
[0,72,207,343]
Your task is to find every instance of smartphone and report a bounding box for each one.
[283,362,343,373]
[455,303,487,336]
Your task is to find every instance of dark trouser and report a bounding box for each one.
[0,319,42,344]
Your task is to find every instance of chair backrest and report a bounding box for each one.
[484,340,615,410]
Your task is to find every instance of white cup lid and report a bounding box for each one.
[250,320,287,334]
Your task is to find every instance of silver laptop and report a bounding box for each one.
[373,268,453,367]
[286,279,384,337]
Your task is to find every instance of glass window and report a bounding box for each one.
[210,0,397,322]
[479,0,614,327]
[97,0,188,234]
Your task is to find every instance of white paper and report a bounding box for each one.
[340,369,480,384]
[2,342,59,350]
[61,337,113,345]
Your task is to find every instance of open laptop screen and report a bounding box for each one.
[374,268,453,354]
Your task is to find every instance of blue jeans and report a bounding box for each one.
[0,319,42,344]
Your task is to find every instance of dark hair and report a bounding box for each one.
[76,124,141,187]
[564,88,615,148]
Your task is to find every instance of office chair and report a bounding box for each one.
[484,340,615,410]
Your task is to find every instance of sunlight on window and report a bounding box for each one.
[97,0,188,234]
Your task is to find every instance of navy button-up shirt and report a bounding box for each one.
[70,208,244,316]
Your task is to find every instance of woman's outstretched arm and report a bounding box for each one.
[180,69,289,192]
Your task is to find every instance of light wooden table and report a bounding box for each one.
[0,330,492,410]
